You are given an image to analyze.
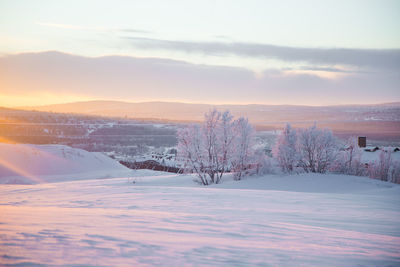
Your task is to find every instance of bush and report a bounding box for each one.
[331,137,366,176]
[367,150,393,182]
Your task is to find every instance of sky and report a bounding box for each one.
[0,0,399,107]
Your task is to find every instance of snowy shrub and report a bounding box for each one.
[231,117,255,180]
[297,124,337,173]
[178,109,256,185]
[367,150,392,182]
[332,137,366,176]
[367,151,400,184]
[253,150,275,175]
[272,123,297,173]
[389,161,400,184]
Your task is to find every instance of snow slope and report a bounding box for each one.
[0,173,399,266]
[0,143,136,184]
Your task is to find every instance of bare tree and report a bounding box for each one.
[177,109,256,185]
[367,150,392,182]
[389,161,400,184]
[297,124,337,173]
[177,124,210,185]
[332,137,365,176]
[203,109,222,184]
[232,117,255,180]
[272,123,297,173]
[217,111,236,180]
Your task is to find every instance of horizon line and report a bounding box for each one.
[11,99,400,109]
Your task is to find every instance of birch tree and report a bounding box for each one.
[273,123,297,173]
[177,109,256,185]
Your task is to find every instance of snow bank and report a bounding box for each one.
[0,143,137,184]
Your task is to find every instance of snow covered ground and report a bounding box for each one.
[0,144,135,184]
[361,147,400,163]
[1,172,399,266]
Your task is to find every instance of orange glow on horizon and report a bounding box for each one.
[0,136,17,144]
[0,92,385,109]
[0,94,281,108]
[0,92,283,108]
[0,92,93,108]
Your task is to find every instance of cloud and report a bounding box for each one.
[292,66,370,74]
[119,28,152,34]
[0,51,399,106]
[123,37,400,71]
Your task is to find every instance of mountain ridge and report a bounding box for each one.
[14,100,400,124]
[18,99,400,110]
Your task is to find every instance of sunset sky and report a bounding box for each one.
[0,0,399,107]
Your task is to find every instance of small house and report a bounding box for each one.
[358,136,366,148]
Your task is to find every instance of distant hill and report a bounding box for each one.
[2,102,400,143]
[20,100,400,124]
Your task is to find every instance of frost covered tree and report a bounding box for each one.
[232,117,255,180]
[177,124,210,185]
[367,150,392,182]
[332,137,365,176]
[177,109,256,185]
[272,123,297,173]
[366,150,400,184]
[297,124,337,173]
[202,109,222,184]
[389,161,400,184]
[217,110,236,179]
[253,147,274,175]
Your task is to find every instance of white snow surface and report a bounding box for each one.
[361,149,400,163]
[1,172,399,266]
[0,143,137,184]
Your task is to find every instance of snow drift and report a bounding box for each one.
[0,143,134,184]
[0,173,399,266]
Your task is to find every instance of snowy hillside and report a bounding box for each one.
[0,173,399,266]
[0,144,135,184]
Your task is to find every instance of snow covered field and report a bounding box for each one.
[1,172,399,266]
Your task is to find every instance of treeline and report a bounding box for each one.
[177,110,400,185]
[274,124,400,183]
